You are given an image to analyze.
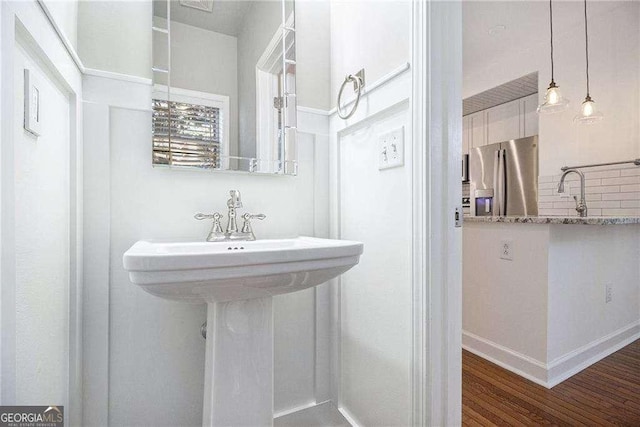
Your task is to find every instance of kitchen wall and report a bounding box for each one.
[538,164,640,217]
[464,1,640,178]
[328,0,413,424]
[153,16,239,157]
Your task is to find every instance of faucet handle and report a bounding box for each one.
[242,213,266,221]
[240,213,266,240]
[195,212,225,239]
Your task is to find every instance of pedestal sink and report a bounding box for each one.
[123,236,363,426]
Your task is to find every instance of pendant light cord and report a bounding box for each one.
[549,0,555,83]
[584,0,590,97]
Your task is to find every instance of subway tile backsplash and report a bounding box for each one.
[538,164,640,217]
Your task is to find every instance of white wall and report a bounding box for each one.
[547,225,640,361]
[237,1,282,159]
[41,0,78,48]
[153,17,239,156]
[464,2,640,177]
[328,1,412,423]
[296,0,330,111]
[78,0,152,78]
[82,74,328,424]
[1,2,84,424]
[329,0,411,107]
[13,35,71,408]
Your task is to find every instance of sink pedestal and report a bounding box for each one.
[202,298,273,426]
[123,237,363,426]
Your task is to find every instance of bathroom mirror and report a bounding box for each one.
[152,0,297,174]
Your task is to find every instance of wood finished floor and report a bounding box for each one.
[462,339,640,426]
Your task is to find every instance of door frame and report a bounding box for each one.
[411,1,463,425]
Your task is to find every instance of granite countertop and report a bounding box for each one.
[463,216,640,225]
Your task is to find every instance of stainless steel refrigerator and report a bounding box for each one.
[469,135,539,217]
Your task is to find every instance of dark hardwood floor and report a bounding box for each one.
[462,339,640,426]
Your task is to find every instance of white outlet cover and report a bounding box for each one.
[500,239,513,261]
[378,127,404,170]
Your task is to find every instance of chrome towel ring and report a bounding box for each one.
[337,69,365,119]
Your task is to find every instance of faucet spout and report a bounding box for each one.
[228,190,243,208]
[558,169,588,217]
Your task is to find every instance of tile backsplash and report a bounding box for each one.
[538,164,640,217]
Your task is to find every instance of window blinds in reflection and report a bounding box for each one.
[152,99,222,168]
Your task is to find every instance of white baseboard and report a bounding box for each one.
[462,331,549,387]
[546,321,640,387]
[273,400,320,419]
[463,321,640,389]
[338,406,360,427]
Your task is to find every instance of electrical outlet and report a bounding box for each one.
[378,127,404,170]
[605,284,613,304]
[500,239,513,261]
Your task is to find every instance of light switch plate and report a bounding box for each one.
[378,126,404,170]
[23,69,42,137]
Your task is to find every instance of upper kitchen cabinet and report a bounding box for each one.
[462,116,470,155]
[469,111,487,148]
[520,93,539,139]
[486,98,520,145]
[464,93,539,148]
[462,73,539,148]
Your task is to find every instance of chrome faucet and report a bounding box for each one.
[195,190,266,241]
[226,189,243,238]
[558,169,588,217]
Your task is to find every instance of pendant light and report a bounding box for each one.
[538,0,570,114]
[574,0,603,124]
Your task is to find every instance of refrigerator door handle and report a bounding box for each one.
[492,150,500,217]
[497,149,507,216]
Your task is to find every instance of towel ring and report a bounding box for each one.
[337,70,365,119]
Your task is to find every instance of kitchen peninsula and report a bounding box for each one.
[462,217,640,388]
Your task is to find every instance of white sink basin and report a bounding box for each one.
[123,236,363,303]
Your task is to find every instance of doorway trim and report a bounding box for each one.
[411,0,463,425]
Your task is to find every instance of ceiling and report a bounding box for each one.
[463,1,625,76]
[463,72,538,116]
[153,0,255,37]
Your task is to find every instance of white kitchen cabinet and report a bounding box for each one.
[463,93,539,149]
[462,115,470,155]
[469,111,486,148]
[486,99,520,145]
[520,93,539,138]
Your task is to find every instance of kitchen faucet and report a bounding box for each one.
[558,169,588,217]
[194,190,266,241]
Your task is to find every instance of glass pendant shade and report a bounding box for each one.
[538,0,567,115]
[573,95,603,124]
[537,81,570,114]
[575,0,603,125]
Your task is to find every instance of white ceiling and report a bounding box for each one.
[153,0,255,37]
[463,0,625,75]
